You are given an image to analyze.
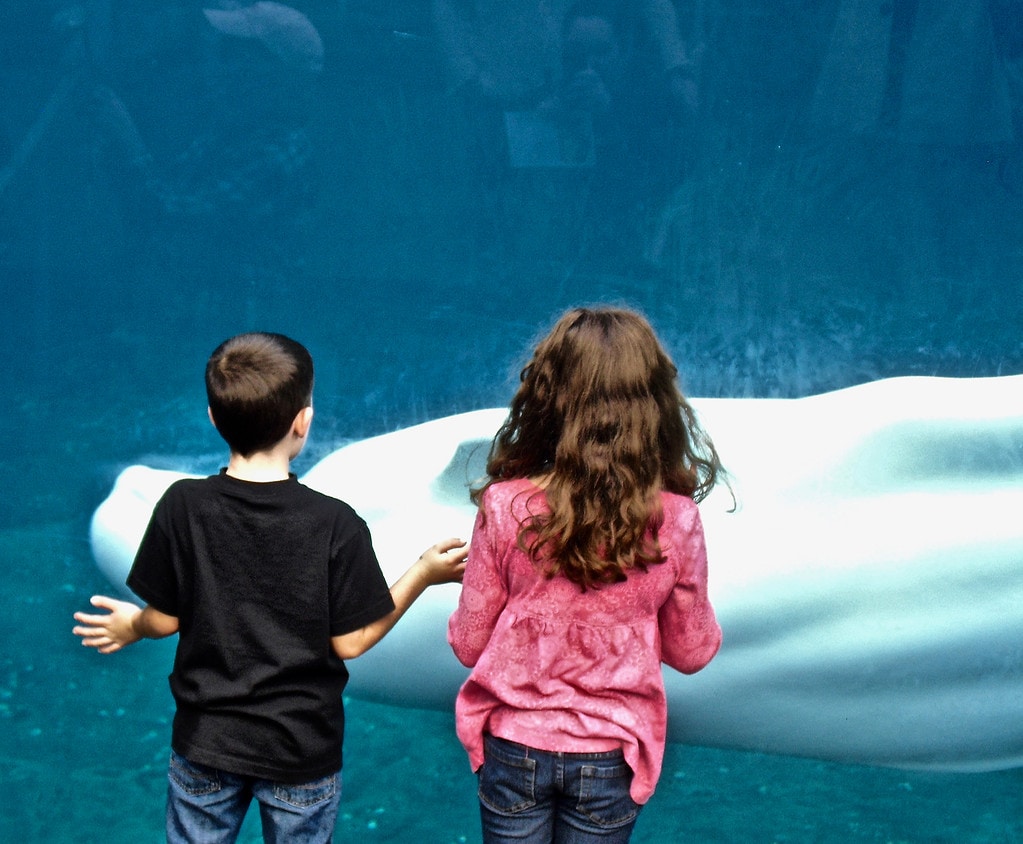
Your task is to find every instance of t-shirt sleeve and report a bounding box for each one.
[658,503,722,674]
[327,516,395,636]
[126,492,182,617]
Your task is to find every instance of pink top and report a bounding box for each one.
[448,478,721,803]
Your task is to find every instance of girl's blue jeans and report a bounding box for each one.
[165,750,341,843]
[477,734,641,843]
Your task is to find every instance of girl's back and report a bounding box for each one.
[449,477,720,805]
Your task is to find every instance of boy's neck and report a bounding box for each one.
[225,449,292,483]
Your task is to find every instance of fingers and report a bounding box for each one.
[72,596,120,628]
[72,617,111,639]
[72,625,119,652]
[88,594,123,612]
[72,595,123,625]
[73,611,110,627]
[72,595,123,653]
[421,538,469,565]
[415,538,470,585]
[434,537,468,554]
[72,619,126,653]
[88,639,123,655]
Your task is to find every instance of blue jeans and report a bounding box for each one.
[477,735,641,843]
[166,751,341,843]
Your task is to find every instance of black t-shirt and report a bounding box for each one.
[127,470,395,782]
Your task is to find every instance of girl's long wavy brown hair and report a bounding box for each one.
[472,307,725,590]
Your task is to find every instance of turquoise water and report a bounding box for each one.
[3,2,1023,840]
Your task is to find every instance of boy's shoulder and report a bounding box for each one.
[162,473,362,520]
[291,479,365,520]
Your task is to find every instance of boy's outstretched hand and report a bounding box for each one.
[416,537,469,585]
[73,596,179,653]
[73,596,145,653]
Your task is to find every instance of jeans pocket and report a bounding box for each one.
[168,752,222,797]
[576,760,639,828]
[272,773,340,809]
[478,736,538,814]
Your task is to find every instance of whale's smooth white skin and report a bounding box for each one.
[89,375,1023,772]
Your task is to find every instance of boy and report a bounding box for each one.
[73,332,467,843]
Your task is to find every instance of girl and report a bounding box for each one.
[448,306,725,843]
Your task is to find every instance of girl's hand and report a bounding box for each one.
[416,538,469,586]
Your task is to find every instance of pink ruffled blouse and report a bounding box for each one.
[448,478,722,804]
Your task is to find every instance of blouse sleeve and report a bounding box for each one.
[447,499,509,667]
[658,504,722,674]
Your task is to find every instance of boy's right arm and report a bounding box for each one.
[73,595,179,654]
[331,537,467,660]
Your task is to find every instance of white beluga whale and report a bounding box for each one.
[88,375,1023,772]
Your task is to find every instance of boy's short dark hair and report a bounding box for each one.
[205,332,314,456]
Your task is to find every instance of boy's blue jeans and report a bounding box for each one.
[477,734,641,843]
[166,750,341,843]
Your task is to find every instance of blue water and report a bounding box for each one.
[3,2,1023,841]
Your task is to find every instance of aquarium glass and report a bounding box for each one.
[1,1,1021,840]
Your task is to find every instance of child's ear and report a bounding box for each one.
[294,406,314,438]
[207,407,217,428]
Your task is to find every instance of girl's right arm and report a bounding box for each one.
[659,505,723,674]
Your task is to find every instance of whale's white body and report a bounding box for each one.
[89,375,1023,772]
